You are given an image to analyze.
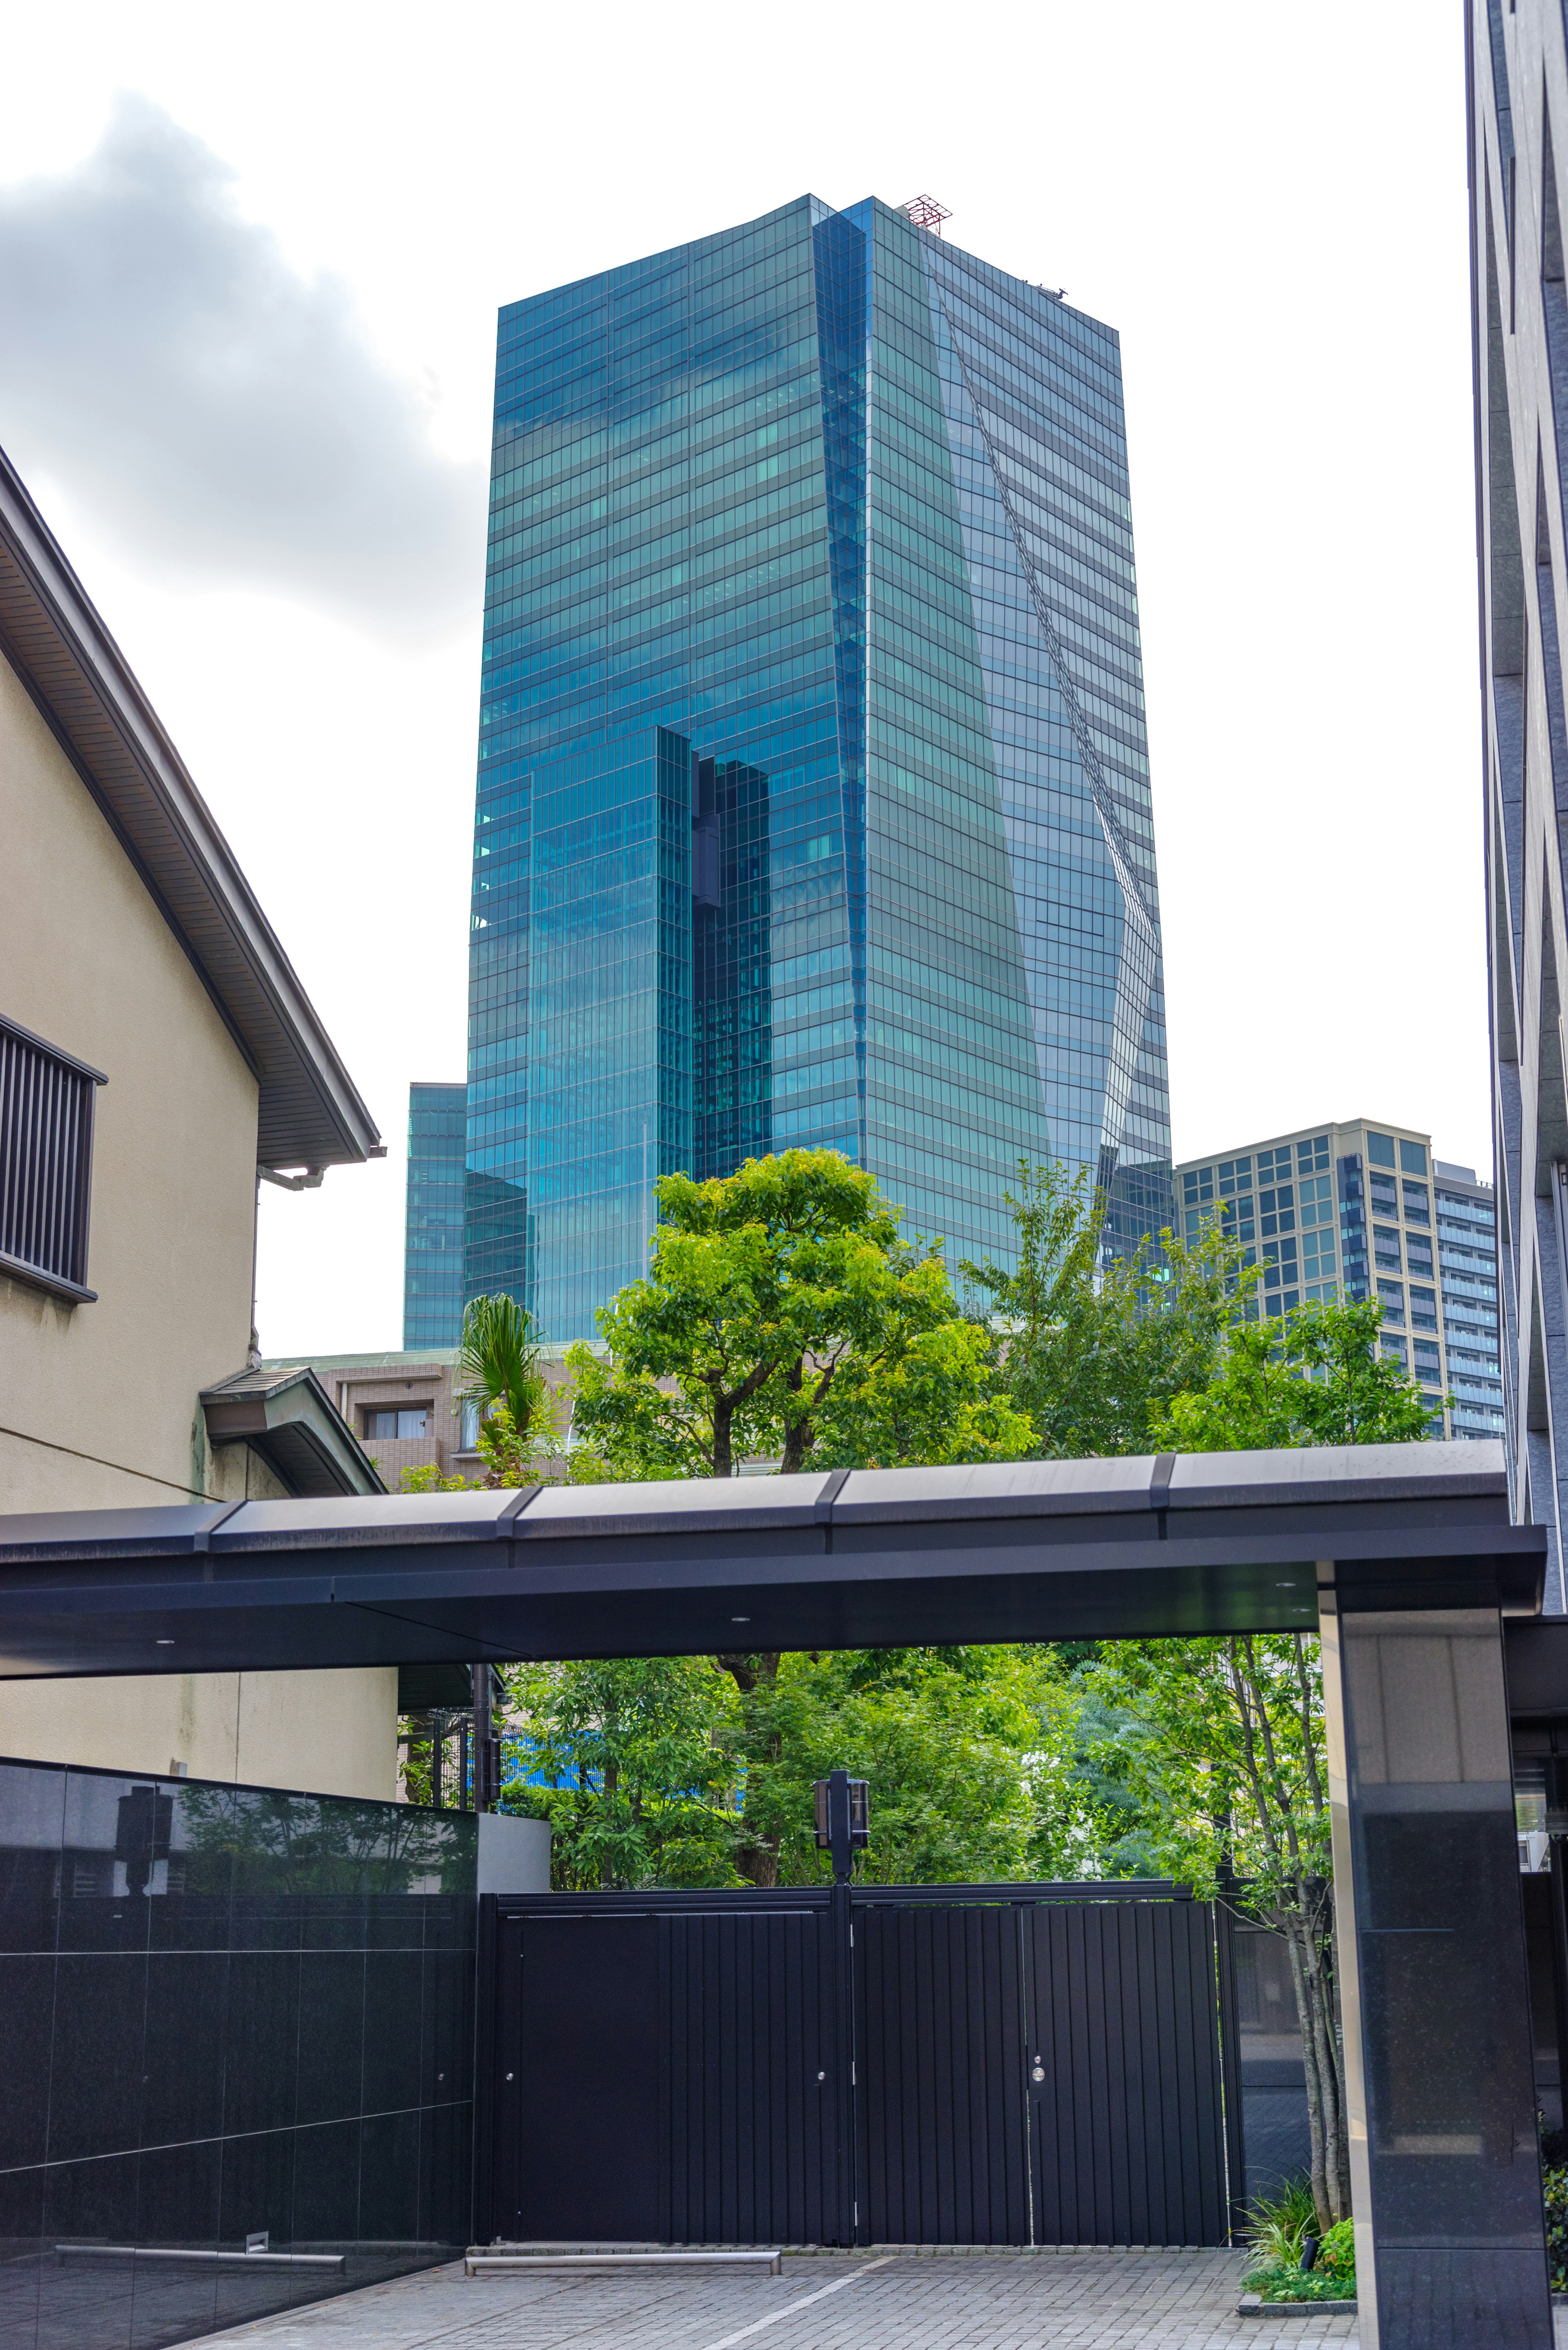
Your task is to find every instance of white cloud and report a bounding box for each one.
[0,94,484,636]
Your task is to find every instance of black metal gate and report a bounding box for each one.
[479,1882,1240,2248]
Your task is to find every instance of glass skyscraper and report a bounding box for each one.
[403,1080,466,1347]
[466,196,1171,1340]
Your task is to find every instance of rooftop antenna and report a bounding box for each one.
[900,194,952,235]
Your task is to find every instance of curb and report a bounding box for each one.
[468,2251,782,2277]
[1238,2293,1356,2316]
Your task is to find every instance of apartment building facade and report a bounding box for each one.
[1172,1119,1503,1441]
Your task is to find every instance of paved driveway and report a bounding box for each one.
[184,2249,1362,2350]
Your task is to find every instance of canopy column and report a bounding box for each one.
[1319,1594,1550,2348]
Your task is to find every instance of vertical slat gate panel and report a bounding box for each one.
[1026,1900,1229,2247]
[658,1906,840,2245]
[856,1902,1029,2245]
[492,1893,1229,2254]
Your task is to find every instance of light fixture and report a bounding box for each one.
[731,1615,750,1623]
[155,1638,174,1646]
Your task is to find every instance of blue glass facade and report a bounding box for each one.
[403,1081,466,1348]
[466,198,1172,1339]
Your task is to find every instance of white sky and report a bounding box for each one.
[0,3,1482,1356]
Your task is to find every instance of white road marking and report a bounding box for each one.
[693,2257,896,2350]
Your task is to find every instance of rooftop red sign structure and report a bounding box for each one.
[900,194,952,234]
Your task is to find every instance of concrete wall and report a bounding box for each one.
[0,648,397,1798]
[0,1666,401,1798]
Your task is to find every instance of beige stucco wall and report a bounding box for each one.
[0,646,396,1799]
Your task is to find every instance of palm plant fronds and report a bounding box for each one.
[459,1292,552,1441]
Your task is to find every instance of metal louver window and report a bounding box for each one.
[0,1014,107,1302]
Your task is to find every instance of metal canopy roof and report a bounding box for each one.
[0,1442,1542,1680]
[0,445,379,1170]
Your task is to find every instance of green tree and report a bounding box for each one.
[392,1463,472,1493]
[963,1162,1252,1457]
[1077,1634,1348,2233]
[567,1149,1031,1478]
[1151,1295,1441,1451]
[501,1656,740,1889]
[711,1644,1089,1888]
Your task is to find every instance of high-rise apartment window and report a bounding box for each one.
[1374,1226,1403,1270]
[1402,1182,1430,1223]
[1399,1139,1428,1175]
[1368,1133,1397,1168]
[1259,1186,1294,1235]
[0,1013,107,1303]
[1378,1280,1405,1323]
[1410,1286,1438,1329]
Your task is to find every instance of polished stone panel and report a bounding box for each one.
[1322,1603,1552,2349]
[0,1757,477,2350]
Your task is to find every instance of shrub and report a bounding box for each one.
[1241,2180,1355,2304]
[1250,2266,1356,2303]
[1545,2162,1568,2293]
[1316,2218,1355,2280]
[1242,2175,1316,2270]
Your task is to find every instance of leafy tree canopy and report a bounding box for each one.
[566,1149,1032,1477]
[963,1160,1251,1456]
[502,1655,741,1891]
[1150,1296,1440,1452]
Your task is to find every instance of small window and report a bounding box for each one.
[365,1407,430,1440]
[0,1013,107,1302]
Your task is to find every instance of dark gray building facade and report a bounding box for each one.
[1471,0,1568,1610]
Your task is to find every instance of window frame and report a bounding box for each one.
[0,1011,108,1304]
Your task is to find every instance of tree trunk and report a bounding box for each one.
[710,1397,733,1480]
[1273,1900,1350,2230]
[715,1650,783,1883]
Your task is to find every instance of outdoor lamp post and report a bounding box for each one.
[813,1768,869,1884]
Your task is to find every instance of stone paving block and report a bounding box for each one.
[178,2249,1368,2350]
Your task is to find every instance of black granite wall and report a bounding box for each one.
[0,1755,477,2350]
[1234,1919,1312,2205]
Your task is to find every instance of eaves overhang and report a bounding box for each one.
[0,444,380,1170]
[0,1441,1542,1683]
[200,1366,386,1500]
